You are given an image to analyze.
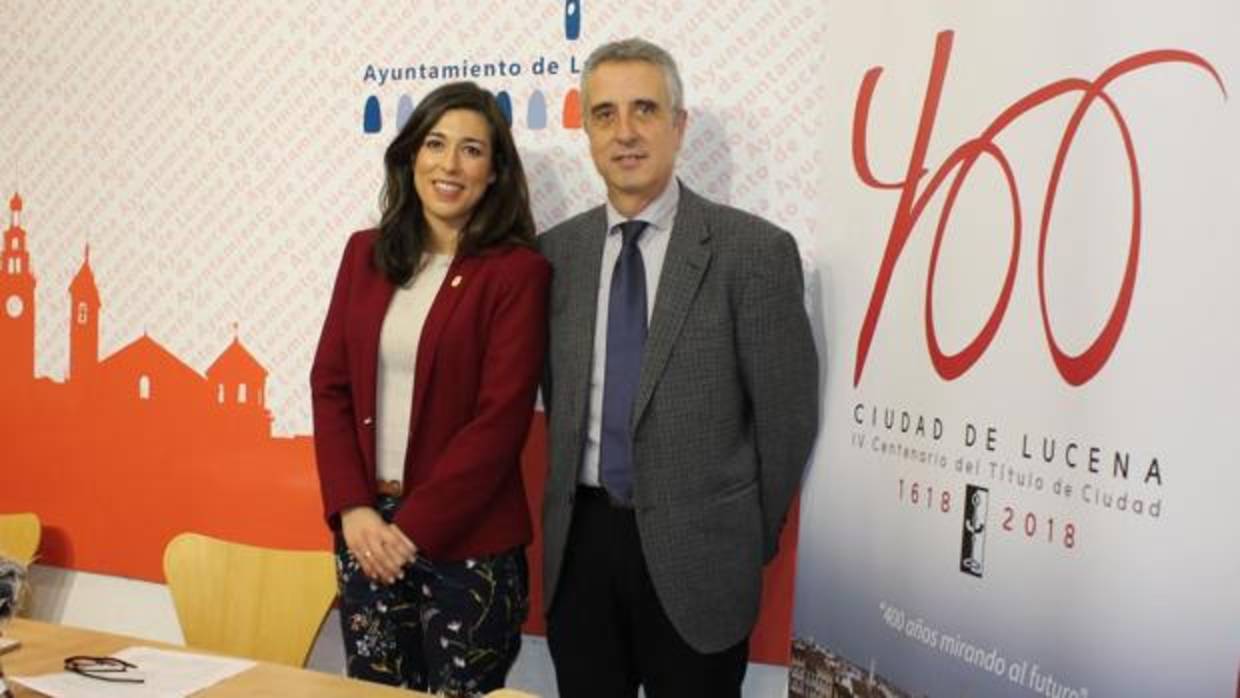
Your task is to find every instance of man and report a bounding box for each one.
[538,37,819,697]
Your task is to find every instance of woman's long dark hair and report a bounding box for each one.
[374,82,536,284]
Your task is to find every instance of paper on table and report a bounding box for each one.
[11,645,255,698]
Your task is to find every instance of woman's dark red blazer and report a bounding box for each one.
[310,229,550,561]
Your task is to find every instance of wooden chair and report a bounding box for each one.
[162,532,337,667]
[0,513,40,566]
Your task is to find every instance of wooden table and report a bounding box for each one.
[0,618,419,697]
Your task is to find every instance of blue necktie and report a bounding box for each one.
[600,220,648,503]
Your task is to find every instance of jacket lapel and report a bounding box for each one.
[356,274,397,442]
[632,186,711,427]
[564,207,608,428]
[407,255,478,443]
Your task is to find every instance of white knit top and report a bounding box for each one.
[375,254,453,485]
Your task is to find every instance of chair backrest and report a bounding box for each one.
[162,532,337,667]
[0,512,41,566]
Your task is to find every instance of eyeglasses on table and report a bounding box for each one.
[63,655,145,683]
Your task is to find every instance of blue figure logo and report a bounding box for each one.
[396,94,416,130]
[565,0,581,41]
[494,90,513,126]
[363,96,382,134]
[527,90,548,130]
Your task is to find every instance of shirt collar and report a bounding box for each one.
[605,178,680,236]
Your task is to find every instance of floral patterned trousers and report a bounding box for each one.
[335,496,528,697]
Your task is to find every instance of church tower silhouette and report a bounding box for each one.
[0,192,37,387]
[69,244,101,382]
[207,329,273,440]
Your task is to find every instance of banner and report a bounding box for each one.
[792,2,1240,696]
[0,0,826,665]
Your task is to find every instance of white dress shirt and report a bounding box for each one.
[578,181,680,487]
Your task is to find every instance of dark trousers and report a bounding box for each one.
[335,496,528,697]
[546,486,749,698]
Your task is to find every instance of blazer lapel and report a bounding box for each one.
[407,255,478,441]
[563,207,608,427]
[632,186,712,427]
[356,275,398,438]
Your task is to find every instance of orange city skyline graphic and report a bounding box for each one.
[0,191,325,581]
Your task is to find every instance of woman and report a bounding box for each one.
[310,81,548,696]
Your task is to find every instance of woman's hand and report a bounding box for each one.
[340,506,418,584]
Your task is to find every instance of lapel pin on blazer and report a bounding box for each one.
[451,275,463,288]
